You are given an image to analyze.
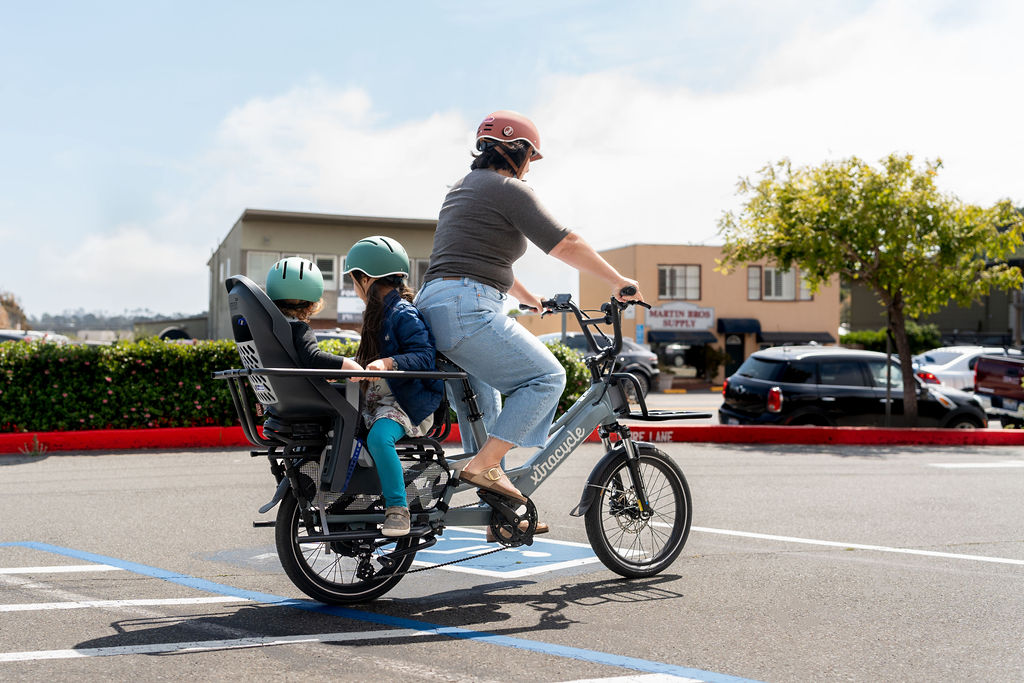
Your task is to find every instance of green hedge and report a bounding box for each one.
[839,321,941,355]
[0,337,588,433]
[0,338,240,432]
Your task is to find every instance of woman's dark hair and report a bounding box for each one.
[471,140,532,174]
[354,273,415,368]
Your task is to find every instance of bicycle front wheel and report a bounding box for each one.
[583,445,691,577]
[275,493,416,604]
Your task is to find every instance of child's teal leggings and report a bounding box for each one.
[365,418,407,509]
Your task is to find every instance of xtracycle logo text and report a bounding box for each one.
[530,426,587,484]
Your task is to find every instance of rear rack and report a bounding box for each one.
[627,409,712,422]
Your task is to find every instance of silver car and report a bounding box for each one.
[912,345,1022,391]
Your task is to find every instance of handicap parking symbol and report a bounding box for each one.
[413,527,600,578]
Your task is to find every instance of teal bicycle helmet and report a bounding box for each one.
[266,257,324,302]
[343,236,410,278]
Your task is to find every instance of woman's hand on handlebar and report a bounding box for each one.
[515,292,545,313]
[510,277,545,313]
[613,278,645,304]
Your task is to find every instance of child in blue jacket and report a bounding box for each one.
[343,236,443,537]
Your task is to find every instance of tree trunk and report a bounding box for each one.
[887,303,918,426]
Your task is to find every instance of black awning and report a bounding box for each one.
[758,331,836,344]
[647,330,718,344]
[717,318,761,334]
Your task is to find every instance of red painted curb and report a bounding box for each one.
[0,426,252,454]
[3,423,1022,455]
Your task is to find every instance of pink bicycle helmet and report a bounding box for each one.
[476,110,543,160]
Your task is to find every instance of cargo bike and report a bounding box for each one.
[214,276,709,604]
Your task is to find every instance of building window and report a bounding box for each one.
[411,258,430,291]
[316,255,336,288]
[247,251,281,282]
[799,275,813,301]
[658,265,701,300]
[763,267,796,300]
[747,266,762,300]
[340,272,357,296]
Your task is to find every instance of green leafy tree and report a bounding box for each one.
[717,153,1023,425]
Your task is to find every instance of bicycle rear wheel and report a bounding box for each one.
[275,492,416,604]
[583,445,691,577]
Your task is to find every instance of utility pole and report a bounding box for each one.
[1013,289,1022,348]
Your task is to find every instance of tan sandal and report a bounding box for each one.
[457,466,527,503]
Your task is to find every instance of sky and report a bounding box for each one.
[2,0,1022,318]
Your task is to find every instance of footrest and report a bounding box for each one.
[626,409,713,421]
[298,524,435,543]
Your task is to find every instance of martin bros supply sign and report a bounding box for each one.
[647,302,715,330]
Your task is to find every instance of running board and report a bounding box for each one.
[297,524,434,543]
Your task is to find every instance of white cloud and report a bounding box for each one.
[46,227,209,315]
[21,0,1024,315]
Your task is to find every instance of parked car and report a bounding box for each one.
[659,342,689,367]
[314,328,361,343]
[0,329,71,344]
[719,346,987,428]
[539,331,659,397]
[911,345,1022,391]
[973,354,1024,427]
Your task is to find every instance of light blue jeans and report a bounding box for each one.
[415,277,566,453]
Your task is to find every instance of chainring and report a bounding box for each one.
[485,496,538,548]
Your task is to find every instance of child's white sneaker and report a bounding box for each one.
[382,506,411,537]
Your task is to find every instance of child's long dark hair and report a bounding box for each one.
[354,273,415,368]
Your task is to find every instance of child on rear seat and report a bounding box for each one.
[266,251,439,537]
[265,257,365,374]
[342,236,443,538]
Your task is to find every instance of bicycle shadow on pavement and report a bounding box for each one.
[358,573,685,640]
[73,575,684,655]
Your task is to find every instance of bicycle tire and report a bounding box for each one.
[275,492,416,604]
[583,445,691,577]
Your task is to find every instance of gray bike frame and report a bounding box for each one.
[442,377,628,527]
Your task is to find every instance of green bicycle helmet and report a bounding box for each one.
[265,256,324,302]
[343,236,410,279]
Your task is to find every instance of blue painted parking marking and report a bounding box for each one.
[415,527,600,578]
[0,541,763,682]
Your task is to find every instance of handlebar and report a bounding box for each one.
[530,288,649,360]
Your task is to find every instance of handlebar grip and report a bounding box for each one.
[620,285,637,297]
[518,304,538,312]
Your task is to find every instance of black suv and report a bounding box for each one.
[719,346,987,428]
[539,331,659,397]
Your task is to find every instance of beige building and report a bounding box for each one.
[517,244,841,379]
[208,209,437,339]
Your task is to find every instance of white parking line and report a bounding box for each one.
[0,629,430,662]
[689,526,1024,566]
[0,565,122,574]
[0,596,247,612]
[929,461,1024,469]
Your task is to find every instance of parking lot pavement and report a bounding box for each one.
[2,442,1021,682]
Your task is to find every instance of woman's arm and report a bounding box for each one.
[509,277,543,311]
[548,231,644,302]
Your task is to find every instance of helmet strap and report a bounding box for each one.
[494,144,527,179]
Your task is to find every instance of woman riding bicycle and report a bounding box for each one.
[415,110,645,507]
